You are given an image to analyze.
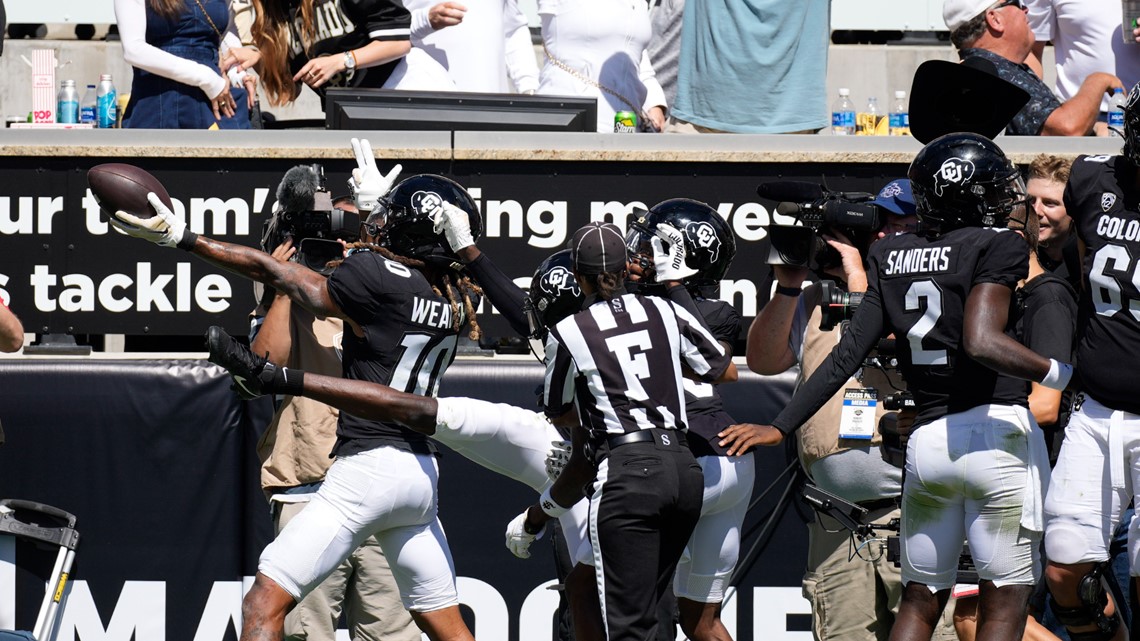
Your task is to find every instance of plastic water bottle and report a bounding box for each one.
[832,88,856,136]
[57,80,78,124]
[889,90,910,136]
[96,74,118,129]
[858,97,883,136]
[80,84,97,125]
[1109,87,1126,137]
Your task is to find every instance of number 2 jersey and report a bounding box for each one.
[1065,154,1140,413]
[771,226,1029,434]
[326,250,467,456]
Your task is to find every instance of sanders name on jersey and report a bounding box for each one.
[881,246,953,276]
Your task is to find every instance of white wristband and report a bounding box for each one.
[538,487,570,518]
[1040,358,1073,391]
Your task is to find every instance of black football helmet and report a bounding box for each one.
[367,174,483,270]
[623,198,736,296]
[1123,82,1140,165]
[524,249,585,339]
[908,132,1027,235]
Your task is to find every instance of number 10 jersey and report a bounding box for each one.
[326,250,468,457]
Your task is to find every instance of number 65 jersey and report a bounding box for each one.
[1065,154,1140,413]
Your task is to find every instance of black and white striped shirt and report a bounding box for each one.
[543,293,730,437]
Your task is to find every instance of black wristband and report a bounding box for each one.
[774,284,802,297]
[271,366,305,397]
[177,230,199,251]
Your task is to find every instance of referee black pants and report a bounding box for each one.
[589,434,704,641]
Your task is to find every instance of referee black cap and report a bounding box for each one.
[569,222,628,275]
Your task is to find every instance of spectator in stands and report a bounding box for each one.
[944,0,1123,136]
[382,0,538,93]
[535,0,667,133]
[116,0,260,128]
[0,301,23,353]
[668,0,829,134]
[647,0,684,108]
[1025,0,1140,135]
[249,0,411,107]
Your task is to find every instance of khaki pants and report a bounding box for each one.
[803,506,958,641]
[275,500,420,641]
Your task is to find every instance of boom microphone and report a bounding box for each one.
[276,165,321,214]
[756,181,826,203]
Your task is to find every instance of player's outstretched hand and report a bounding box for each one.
[349,138,401,212]
[505,509,544,559]
[431,201,475,251]
[651,223,697,282]
[110,193,196,249]
[545,440,572,482]
[205,326,281,400]
[717,423,784,455]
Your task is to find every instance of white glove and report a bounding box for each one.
[545,440,572,482]
[110,193,196,249]
[651,222,697,282]
[430,201,475,251]
[349,137,402,212]
[505,509,544,559]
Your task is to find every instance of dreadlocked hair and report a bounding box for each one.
[338,242,485,341]
[592,270,627,301]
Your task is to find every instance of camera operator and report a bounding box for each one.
[246,163,419,641]
[743,179,956,641]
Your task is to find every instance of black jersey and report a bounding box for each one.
[285,0,410,98]
[326,250,463,456]
[771,226,1029,433]
[544,293,730,438]
[1065,154,1140,412]
[1012,272,1077,435]
[684,297,741,457]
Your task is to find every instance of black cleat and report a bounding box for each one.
[205,326,276,400]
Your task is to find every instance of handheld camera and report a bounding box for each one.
[262,164,361,275]
[758,180,884,271]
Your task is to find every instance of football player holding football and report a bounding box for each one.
[108,143,482,641]
[723,133,1071,641]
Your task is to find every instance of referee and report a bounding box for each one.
[507,222,732,641]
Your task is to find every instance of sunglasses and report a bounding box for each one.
[993,0,1024,10]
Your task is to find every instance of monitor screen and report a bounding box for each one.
[324,89,598,132]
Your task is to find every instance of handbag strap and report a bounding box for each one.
[191,0,225,40]
[542,42,649,125]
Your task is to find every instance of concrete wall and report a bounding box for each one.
[0,40,1057,126]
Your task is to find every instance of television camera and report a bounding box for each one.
[757,180,886,271]
[261,164,361,275]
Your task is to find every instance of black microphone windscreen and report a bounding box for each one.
[757,181,825,203]
[775,201,804,218]
[276,165,320,213]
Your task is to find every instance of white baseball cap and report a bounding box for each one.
[943,0,996,33]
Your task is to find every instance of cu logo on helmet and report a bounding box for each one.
[933,158,976,196]
[684,222,721,263]
[541,266,580,297]
[411,190,444,216]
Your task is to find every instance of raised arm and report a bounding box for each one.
[110,193,344,321]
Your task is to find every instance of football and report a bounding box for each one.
[87,163,174,220]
